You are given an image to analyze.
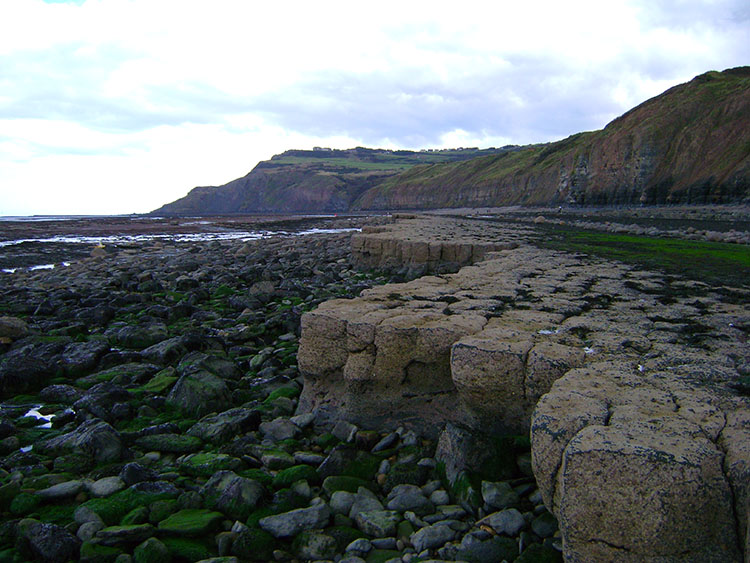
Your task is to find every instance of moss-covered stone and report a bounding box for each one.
[292,530,337,560]
[82,486,179,526]
[9,492,40,516]
[267,488,308,515]
[342,451,381,481]
[321,475,372,495]
[148,499,179,524]
[245,507,274,529]
[0,480,20,511]
[134,434,203,455]
[366,549,403,563]
[140,368,178,395]
[271,464,320,489]
[156,509,224,536]
[121,506,149,526]
[314,432,339,449]
[36,503,76,526]
[230,528,274,561]
[262,385,300,404]
[327,525,366,551]
[160,537,214,561]
[133,536,171,563]
[79,540,123,563]
[177,452,244,477]
[238,469,273,488]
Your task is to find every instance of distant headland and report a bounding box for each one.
[152,67,750,216]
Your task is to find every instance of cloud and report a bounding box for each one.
[0,0,748,214]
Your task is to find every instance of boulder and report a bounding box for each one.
[17,519,81,563]
[0,316,29,339]
[258,503,331,538]
[37,418,124,463]
[200,471,264,521]
[166,370,232,418]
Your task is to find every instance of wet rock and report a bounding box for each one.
[293,530,337,560]
[166,370,232,418]
[200,470,264,521]
[0,316,29,339]
[481,480,520,510]
[479,508,526,536]
[60,339,110,375]
[36,480,84,501]
[37,418,124,463]
[259,417,300,442]
[258,503,331,538]
[113,323,169,350]
[17,519,81,563]
[410,522,456,552]
[39,384,83,405]
[73,382,132,422]
[133,537,170,563]
[119,463,158,487]
[95,523,155,547]
[187,408,260,443]
[157,509,224,537]
[141,337,188,365]
[385,484,434,516]
[353,510,401,538]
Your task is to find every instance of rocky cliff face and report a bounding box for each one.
[153,68,750,215]
[353,67,750,209]
[151,147,504,216]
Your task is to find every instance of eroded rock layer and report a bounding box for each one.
[297,214,750,562]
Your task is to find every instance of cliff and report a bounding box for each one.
[151,147,505,215]
[153,67,750,215]
[354,67,750,208]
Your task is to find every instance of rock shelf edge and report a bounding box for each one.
[297,214,750,562]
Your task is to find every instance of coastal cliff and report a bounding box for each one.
[354,67,750,209]
[154,68,750,215]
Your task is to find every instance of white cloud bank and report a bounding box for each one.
[0,0,748,215]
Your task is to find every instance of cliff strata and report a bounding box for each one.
[353,67,750,209]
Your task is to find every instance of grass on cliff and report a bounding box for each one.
[536,226,750,288]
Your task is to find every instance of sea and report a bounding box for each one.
[0,214,362,273]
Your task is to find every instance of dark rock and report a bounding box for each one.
[177,352,242,380]
[60,339,110,375]
[17,519,81,563]
[259,503,331,538]
[0,338,69,396]
[187,408,260,443]
[133,537,170,563]
[200,470,264,521]
[231,528,274,561]
[456,534,519,563]
[39,384,84,405]
[141,337,188,365]
[119,463,158,487]
[73,383,132,422]
[37,418,124,463]
[166,370,232,418]
[114,323,169,350]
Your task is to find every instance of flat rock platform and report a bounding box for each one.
[298,213,750,562]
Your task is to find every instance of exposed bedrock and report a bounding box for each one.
[297,215,750,562]
[351,214,523,274]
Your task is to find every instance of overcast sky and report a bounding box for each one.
[1,0,748,215]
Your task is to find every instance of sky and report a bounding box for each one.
[0,0,748,216]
